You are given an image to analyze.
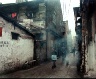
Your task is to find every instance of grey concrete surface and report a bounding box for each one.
[0,58,80,78]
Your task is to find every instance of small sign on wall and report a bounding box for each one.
[0,27,2,37]
[0,41,9,47]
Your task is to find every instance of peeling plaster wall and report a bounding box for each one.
[0,17,34,74]
[88,41,95,70]
[87,15,96,71]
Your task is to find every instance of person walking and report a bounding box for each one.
[51,48,57,69]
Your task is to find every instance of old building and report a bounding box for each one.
[80,0,96,76]
[0,0,43,74]
[63,21,72,53]
[0,13,35,74]
[0,0,65,74]
[45,0,64,60]
[74,0,96,77]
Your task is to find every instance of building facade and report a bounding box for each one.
[0,0,64,66]
[0,16,34,74]
[74,0,96,77]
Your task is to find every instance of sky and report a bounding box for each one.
[0,0,32,4]
[0,0,16,4]
[60,0,80,36]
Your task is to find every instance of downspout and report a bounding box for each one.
[33,39,37,60]
[45,0,48,61]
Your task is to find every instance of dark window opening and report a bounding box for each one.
[11,32,20,40]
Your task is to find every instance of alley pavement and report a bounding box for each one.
[0,58,80,78]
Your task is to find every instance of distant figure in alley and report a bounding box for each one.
[51,48,57,69]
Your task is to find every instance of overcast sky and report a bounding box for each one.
[60,0,80,36]
[0,0,15,4]
[0,0,80,5]
[0,0,32,4]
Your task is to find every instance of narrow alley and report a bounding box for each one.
[0,58,80,78]
[0,0,96,78]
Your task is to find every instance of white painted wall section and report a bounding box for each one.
[0,17,34,73]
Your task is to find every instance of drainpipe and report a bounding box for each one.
[33,40,37,60]
[45,0,48,61]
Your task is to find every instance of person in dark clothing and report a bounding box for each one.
[51,48,57,69]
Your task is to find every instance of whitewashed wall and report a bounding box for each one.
[87,16,96,71]
[0,17,34,74]
[88,41,95,70]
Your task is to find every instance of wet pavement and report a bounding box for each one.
[0,58,80,78]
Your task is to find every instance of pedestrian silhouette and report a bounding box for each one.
[51,48,57,69]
